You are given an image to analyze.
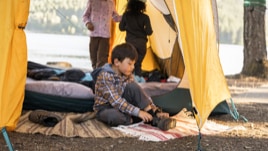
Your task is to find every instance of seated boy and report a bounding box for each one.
[93,43,176,131]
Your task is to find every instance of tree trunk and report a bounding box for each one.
[242,5,268,78]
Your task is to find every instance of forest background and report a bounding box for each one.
[25,0,265,46]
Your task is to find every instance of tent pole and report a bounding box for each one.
[1,127,14,151]
[192,107,202,151]
[196,131,202,151]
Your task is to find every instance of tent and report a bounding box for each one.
[111,0,232,129]
[0,0,237,150]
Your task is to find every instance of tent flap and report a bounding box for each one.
[0,0,30,130]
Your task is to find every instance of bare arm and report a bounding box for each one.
[111,2,121,22]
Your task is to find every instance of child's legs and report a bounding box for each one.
[96,105,132,126]
[96,37,109,68]
[89,37,99,70]
[127,39,147,76]
[135,51,146,77]
[122,82,152,110]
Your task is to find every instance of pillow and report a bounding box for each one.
[25,80,94,99]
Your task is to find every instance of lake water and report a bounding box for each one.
[26,32,244,75]
[26,32,91,70]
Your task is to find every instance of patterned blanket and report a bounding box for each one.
[15,109,246,141]
[113,109,246,141]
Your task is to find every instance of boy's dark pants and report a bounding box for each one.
[96,82,152,126]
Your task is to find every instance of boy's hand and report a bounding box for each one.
[138,110,153,122]
[86,22,94,31]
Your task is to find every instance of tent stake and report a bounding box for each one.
[1,127,14,151]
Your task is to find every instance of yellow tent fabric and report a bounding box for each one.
[174,0,231,128]
[0,0,29,131]
[112,0,231,129]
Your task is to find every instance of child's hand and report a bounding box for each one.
[86,22,94,31]
[138,110,153,122]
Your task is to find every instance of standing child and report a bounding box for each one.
[82,0,121,70]
[92,43,176,131]
[119,0,153,82]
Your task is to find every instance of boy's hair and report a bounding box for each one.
[111,43,138,64]
[125,0,146,14]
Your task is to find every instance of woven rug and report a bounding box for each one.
[15,111,127,138]
[14,109,246,141]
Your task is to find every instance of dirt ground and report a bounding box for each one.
[1,75,268,151]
